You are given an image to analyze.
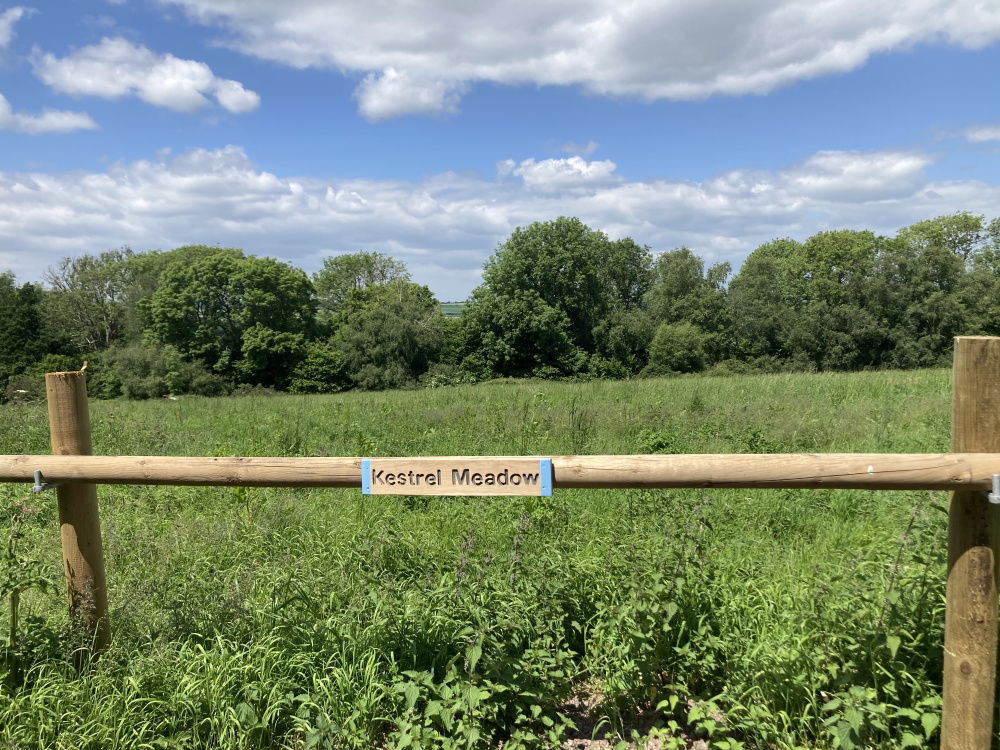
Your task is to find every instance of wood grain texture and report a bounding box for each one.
[942,337,1000,749]
[1,453,1000,490]
[45,371,109,654]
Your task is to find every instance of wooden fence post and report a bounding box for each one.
[45,371,109,654]
[942,336,1000,748]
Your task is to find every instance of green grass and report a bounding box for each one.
[440,302,466,318]
[0,369,957,748]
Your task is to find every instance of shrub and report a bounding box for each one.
[163,347,229,397]
[103,344,228,399]
[646,321,706,374]
[289,340,350,394]
[104,345,168,400]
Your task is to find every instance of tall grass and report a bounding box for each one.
[0,369,957,748]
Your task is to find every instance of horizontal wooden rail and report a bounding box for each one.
[2,452,999,491]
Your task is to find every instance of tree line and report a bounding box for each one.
[1,211,998,401]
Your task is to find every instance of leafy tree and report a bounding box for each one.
[460,288,583,379]
[463,218,653,377]
[336,280,445,390]
[727,253,792,362]
[314,251,410,323]
[897,211,986,261]
[792,230,881,306]
[477,217,612,352]
[147,251,315,387]
[289,341,350,394]
[646,321,706,374]
[0,273,46,387]
[43,248,137,351]
[591,308,655,374]
[645,247,731,363]
[601,237,654,312]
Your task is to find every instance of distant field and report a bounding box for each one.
[440,301,467,317]
[0,369,954,748]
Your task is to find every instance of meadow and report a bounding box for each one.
[439,302,467,318]
[0,369,959,748]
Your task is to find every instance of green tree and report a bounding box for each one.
[588,238,656,373]
[897,211,986,261]
[459,288,583,379]
[336,280,445,390]
[462,218,653,377]
[0,273,46,388]
[314,251,410,323]
[727,253,792,362]
[43,248,137,351]
[289,341,350,394]
[792,230,881,306]
[477,217,611,351]
[147,252,315,388]
[645,247,731,363]
[646,321,706,374]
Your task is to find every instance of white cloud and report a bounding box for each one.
[0,93,98,134]
[0,6,27,53]
[354,69,466,121]
[513,156,621,192]
[0,144,996,300]
[32,37,260,114]
[782,149,933,201]
[156,0,1000,119]
[966,125,1000,143]
[561,141,600,156]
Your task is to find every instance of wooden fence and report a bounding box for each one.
[1,335,999,749]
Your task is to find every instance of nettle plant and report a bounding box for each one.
[0,488,58,680]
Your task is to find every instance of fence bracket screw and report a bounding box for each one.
[31,470,61,494]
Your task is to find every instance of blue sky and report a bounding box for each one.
[1,0,998,300]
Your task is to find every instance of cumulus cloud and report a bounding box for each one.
[354,69,466,121]
[155,0,1000,119]
[513,157,621,192]
[966,125,1000,143]
[0,93,98,134]
[0,144,996,300]
[32,37,260,114]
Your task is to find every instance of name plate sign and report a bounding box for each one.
[362,458,552,496]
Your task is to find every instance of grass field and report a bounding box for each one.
[440,302,467,318]
[0,370,958,748]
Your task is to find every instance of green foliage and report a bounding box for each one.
[0,368,958,748]
[104,344,226,399]
[313,250,410,324]
[647,321,706,374]
[147,251,316,387]
[337,281,445,390]
[460,288,585,380]
[42,248,137,351]
[289,340,350,394]
[645,247,730,364]
[0,273,47,391]
[469,217,649,362]
[591,308,655,375]
[897,211,986,260]
[0,487,58,685]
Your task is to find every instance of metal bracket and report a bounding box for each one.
[985,474,1000,505]
[31,470,61,494]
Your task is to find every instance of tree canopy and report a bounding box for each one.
[2,209,998,401]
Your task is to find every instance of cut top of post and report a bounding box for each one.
[45,371,93,456]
